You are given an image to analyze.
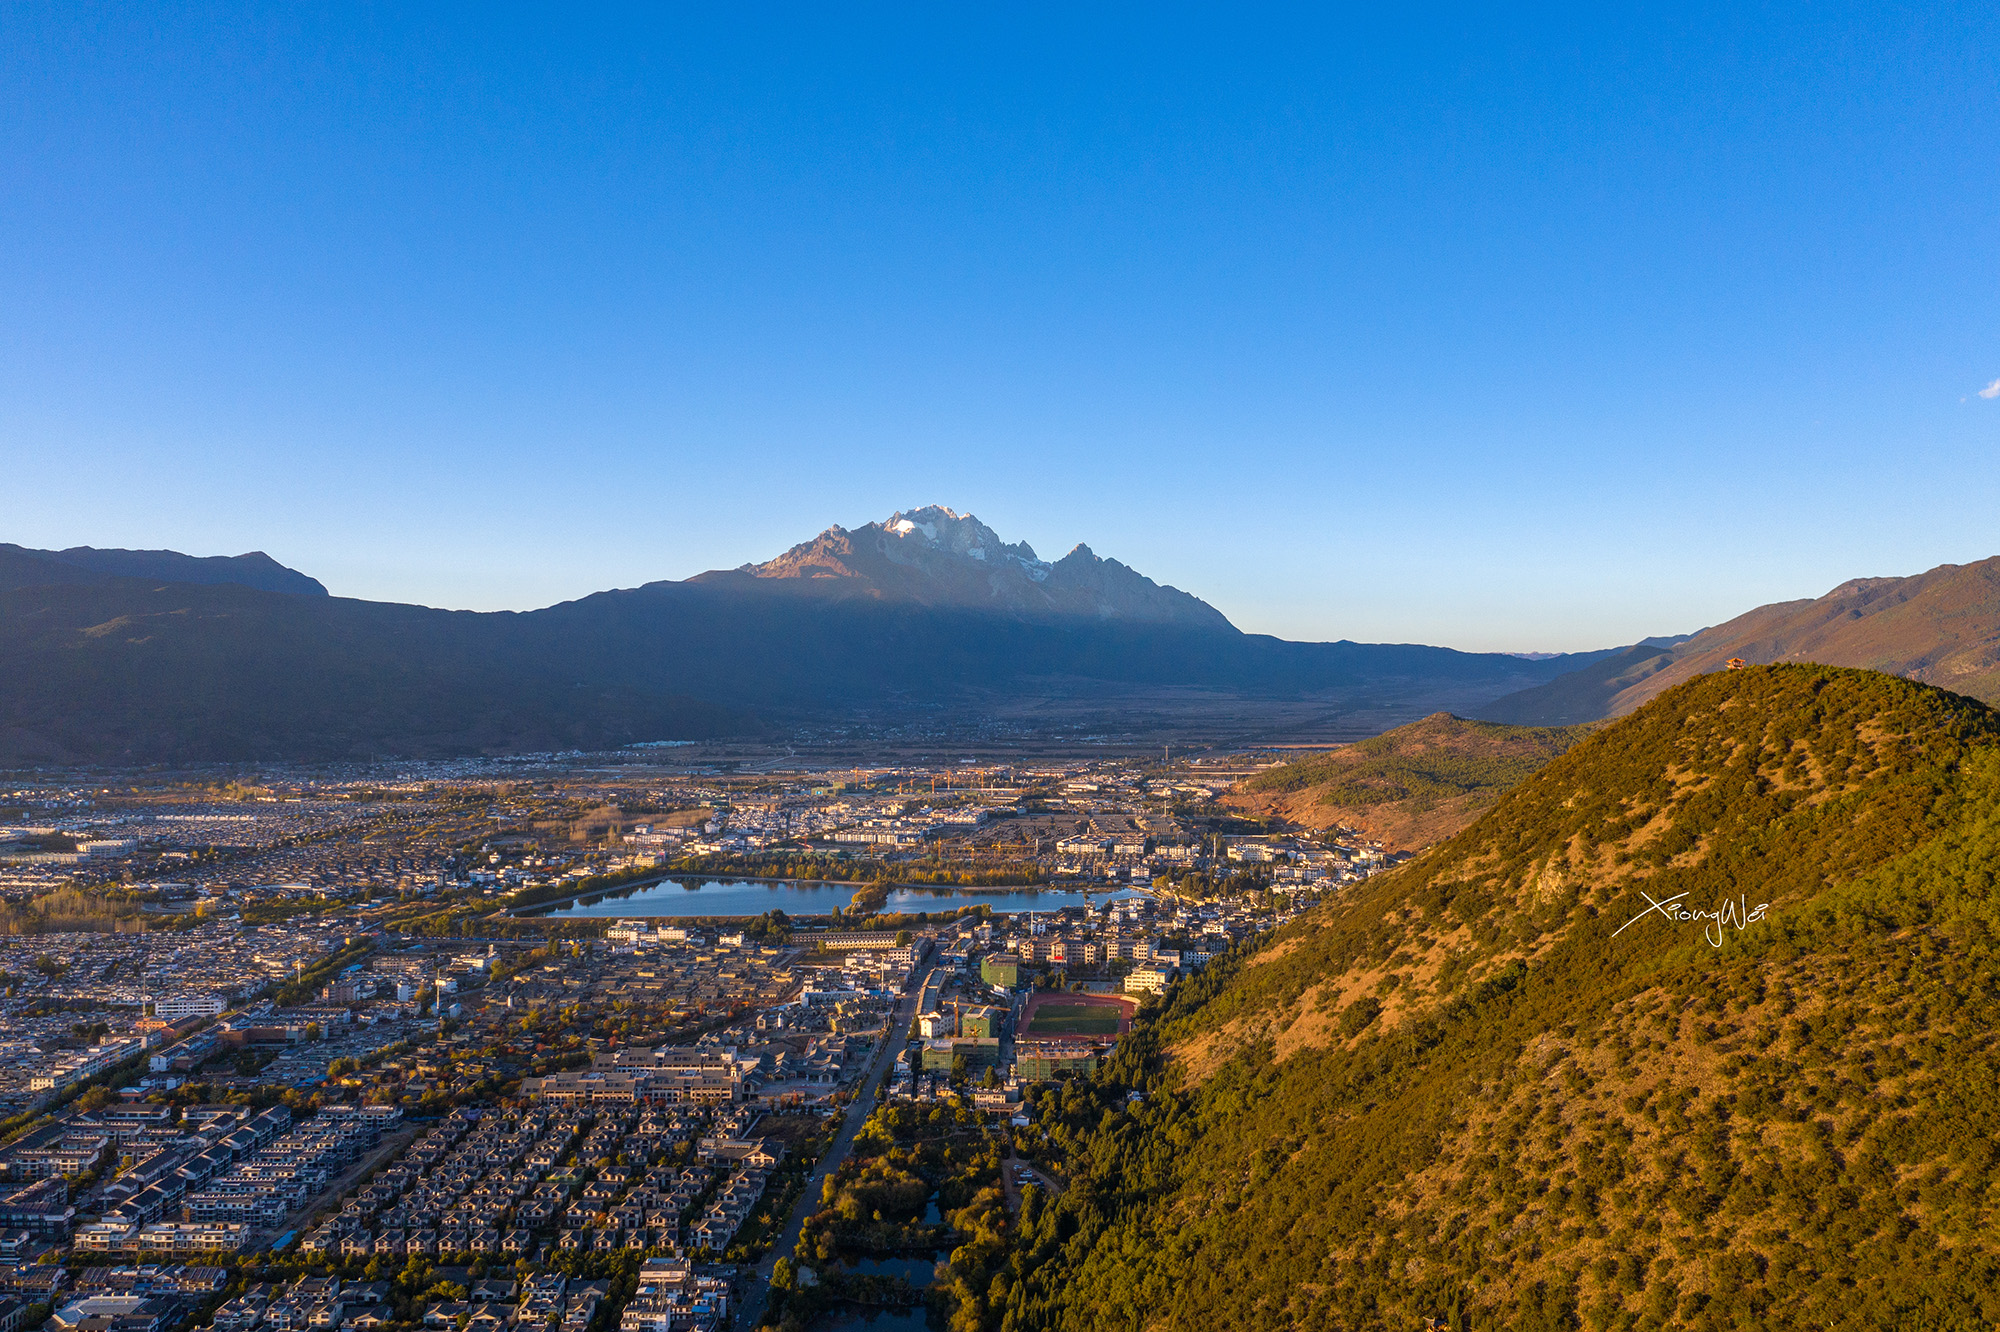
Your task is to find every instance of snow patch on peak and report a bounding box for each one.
[729,505,1234,631]
[884,505,1014,561]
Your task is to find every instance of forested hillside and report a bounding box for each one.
[1225,713,1591,850]
[965,666,2000,1331]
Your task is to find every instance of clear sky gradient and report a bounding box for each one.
[4,5,1997,651]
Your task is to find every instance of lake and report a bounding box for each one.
[812,1310,928,1332]
[838,1254,939,1284]
[538,877,1150,920]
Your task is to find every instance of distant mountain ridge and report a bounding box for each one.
[1475,641,1682,725]
[1479,557,2000,724]
[15,522,2000,766]
[0,543,326,596]
[687,505,1235,631]
[0,509,1598,763]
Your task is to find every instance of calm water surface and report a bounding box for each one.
[540,877,1149,919]
[839,1254,938,1284]
[813,1311,927,1332]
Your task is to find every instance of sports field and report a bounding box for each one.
[1026,1004,1123,1035]
[1021,990,1137,1037]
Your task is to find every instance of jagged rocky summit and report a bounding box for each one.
[687,504,1236,631]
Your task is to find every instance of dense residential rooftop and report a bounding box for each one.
[0,745,1379,1332]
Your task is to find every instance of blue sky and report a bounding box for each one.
[4,4,1997,651]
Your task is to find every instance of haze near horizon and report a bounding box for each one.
[4,4,1998,652]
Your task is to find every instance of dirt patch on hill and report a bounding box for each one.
[1225,713,1592,853]
[1227,785,1498,853]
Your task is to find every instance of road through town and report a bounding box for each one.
[735,971,928,1329]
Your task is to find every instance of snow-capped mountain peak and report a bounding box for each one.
[690,505,1235,632]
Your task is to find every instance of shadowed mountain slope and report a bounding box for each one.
[0,511,1606,762]
[1482,557,2000,725]
[0,543,326,595]
[1473,642,1680,726]
[972,666,2000,1332]
[0,577,754,763]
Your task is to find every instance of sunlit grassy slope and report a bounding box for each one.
[978,666,2000,1332]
